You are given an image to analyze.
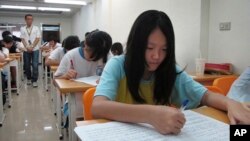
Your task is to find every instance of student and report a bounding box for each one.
[40,35,61,74]
[227,67,250,102]
[1,30,22,42]
[1,35,23,88]
[20,14,41,87]
[45,36,79,66]
[40,35,61,54]
[111,42,123,56]
[54,30,112,117]
[92,10,250,135]
[0,51,7,105]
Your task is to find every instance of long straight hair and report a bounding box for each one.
[125,10,177,105]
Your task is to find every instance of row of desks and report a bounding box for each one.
[0,53,23,126]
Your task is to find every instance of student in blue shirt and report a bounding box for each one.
[92,10,250,135]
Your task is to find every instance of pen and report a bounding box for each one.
[70,60,74,69]
[180,99,189,111]
[70,59,77,78]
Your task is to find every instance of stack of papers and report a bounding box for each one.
[74,75,100,86]
[75,110,229,141]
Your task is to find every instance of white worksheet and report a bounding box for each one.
[73,75,100,86]
[74,110,229,141]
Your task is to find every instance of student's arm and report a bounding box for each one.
[45,58,60,66]
[54,55,77,79]
[0,51,6,62]
[201,91,250,124]
[92,96,185,135]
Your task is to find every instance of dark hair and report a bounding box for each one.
[111,42,123,55]
[64,35,80,51]
[80,41,85,47]
[85,31,112,63]
[125,10,177,105]
[25,14,33,19]
[3,35,14,43]
[2,31,11,38]
[48,35,57,42]
[85,32,90,38]
[2,31,21,42]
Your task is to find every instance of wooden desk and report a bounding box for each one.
[9,53,22,57]
[0,62,8,126]
[55,79,93,93]
[10,53,24,81]
[76,106,229,127]
[1,59,13,107]
[4,58,15,62]
[49,65,58,119]
[50,66,58,72]
[191,74,237,86]
[54,79,94,141]
[8,56,22,95]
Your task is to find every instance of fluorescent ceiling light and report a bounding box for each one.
[38,7,71,12]
[0,5,36,10]
[0,26,17,28]
[44,0,87,5]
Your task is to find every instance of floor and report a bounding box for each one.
[0,67,68,141]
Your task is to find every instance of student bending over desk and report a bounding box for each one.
[45,36,79,66]
[92,10,250,135]
[54,30,112,117]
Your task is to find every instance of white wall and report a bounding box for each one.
[72,0,203,72]
[0,16,72,42]
[200,0,210,59]
[208,0,250,73]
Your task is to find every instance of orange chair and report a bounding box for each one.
[82,88,96,120]
[205,86,224,95]
[212,76,238,95]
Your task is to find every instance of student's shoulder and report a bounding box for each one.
[108,55,125,66]
[54,46,64,52]
[105,55,125,74]
[64,47,80,58]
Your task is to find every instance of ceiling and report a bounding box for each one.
[0,0,93,17]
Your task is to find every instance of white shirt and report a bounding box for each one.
[48,46,65,61]
[20,25,41,51]
[55,47,104,77]
[42,43,62,57]
[227,66,250,102]
[54,47,104,117]
[2,47,9,56]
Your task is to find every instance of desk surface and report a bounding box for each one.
[9,55,21,60]
[54,79,94,93]
[9,53,22,56]
[50,66,58,72]
[191,74,236,82]
[5,58,15,62]
[76,106,229,127]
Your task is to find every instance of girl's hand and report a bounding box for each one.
[149,106,186,134]
[227,99,250,124]
[64,69,77,79]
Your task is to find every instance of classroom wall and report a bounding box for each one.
[0,16,72,42]
[72,0,203,72]
[208,0,250,74]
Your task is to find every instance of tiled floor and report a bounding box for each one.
[0,69,68,141]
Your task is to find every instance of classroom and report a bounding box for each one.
[0,0,249,141]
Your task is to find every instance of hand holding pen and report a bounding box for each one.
[65,59,77,79]
[180,99,189,111]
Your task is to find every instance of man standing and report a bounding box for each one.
[20,14,41,87]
